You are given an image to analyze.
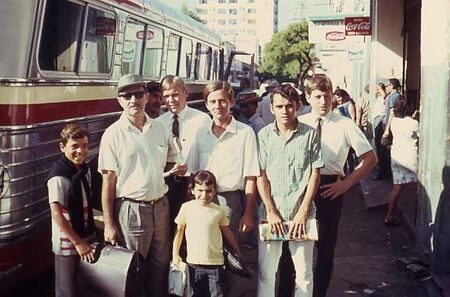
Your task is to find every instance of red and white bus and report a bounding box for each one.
[0,0,233,293]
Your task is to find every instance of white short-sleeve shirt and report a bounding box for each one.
[156,106,211,167]
[188,117,260,192]
[98,113,175,200]
[299,111,373,176]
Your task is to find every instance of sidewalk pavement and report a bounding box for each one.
[328,178,427,296]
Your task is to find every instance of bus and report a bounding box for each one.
[0,0,237,293]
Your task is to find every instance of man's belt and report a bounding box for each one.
[119,196,164,206]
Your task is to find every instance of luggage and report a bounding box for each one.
[77,243,143,297]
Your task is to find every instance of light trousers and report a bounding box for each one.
[258,240,314,297]
[115,196,171,297]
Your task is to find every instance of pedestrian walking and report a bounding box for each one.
[299,75,377,297]
[384,100,419,226]
[372,83,391,180]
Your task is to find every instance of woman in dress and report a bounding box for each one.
[385,99,419,226]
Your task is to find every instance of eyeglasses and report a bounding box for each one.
[119,91,145,100]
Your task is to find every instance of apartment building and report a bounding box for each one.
[196,0,278,63]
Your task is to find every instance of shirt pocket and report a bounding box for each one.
[291,140,308,170]
[156,145,168,167]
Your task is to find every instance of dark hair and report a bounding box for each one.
[304,75,333,95]
[189,170,218,195]
[271,83,300,104]
[393,98,410,118]
[203,80,234,102]
[299,93,309,106]
[377,82,386,92]
[146,81,161,93]
[388,78,401,90]
[60,124,89,145]
[240,77,251,89]
[333,89,353,103]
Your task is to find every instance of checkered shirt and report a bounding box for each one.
[258,120,324,221]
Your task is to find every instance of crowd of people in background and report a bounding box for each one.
[47,72,421,297]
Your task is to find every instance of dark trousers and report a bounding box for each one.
[374,120,391,177]
[165,175,190,237]
[188,264,226,297]
[313,175,344,297]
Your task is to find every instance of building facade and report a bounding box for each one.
[196,0,278,64]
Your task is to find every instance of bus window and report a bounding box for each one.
[142,26,163,79]
[195,43,212,80]
[122,20,145,75]
[179,38,193,79]
[79,8,116,73]
[166,33,180,76]
[38,0,83,72]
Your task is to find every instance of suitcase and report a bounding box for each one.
[77,243,143,297]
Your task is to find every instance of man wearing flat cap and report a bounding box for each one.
[98,74,185,297]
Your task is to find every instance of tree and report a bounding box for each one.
[180,3,205,24]
[259,21,314,88]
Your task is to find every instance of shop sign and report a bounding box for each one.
[325,31,346,41]
[345,17,371,36]
[309,19,345,44]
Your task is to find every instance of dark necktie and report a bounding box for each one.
[172,114,179,138]
[316,117,322,147]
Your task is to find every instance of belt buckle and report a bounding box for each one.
[149,197,162,205]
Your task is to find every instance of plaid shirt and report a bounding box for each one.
[258,120,323,221]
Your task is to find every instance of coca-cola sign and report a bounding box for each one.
[325,31,345,41]
[345,17,371,36]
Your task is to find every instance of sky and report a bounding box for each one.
[160,0,298,31]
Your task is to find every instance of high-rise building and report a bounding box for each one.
[196,0,278,63]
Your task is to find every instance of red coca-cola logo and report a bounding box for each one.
[345,17,371,36]
[326,31,345,41]
[345,21,370,31]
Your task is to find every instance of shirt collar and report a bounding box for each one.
[208,116,238,135]
[270,118,300,134]
[310,110,333,123]
[176,105,190,120]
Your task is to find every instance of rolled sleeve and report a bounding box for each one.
[345,121,373,157]
[98,131,118,173]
